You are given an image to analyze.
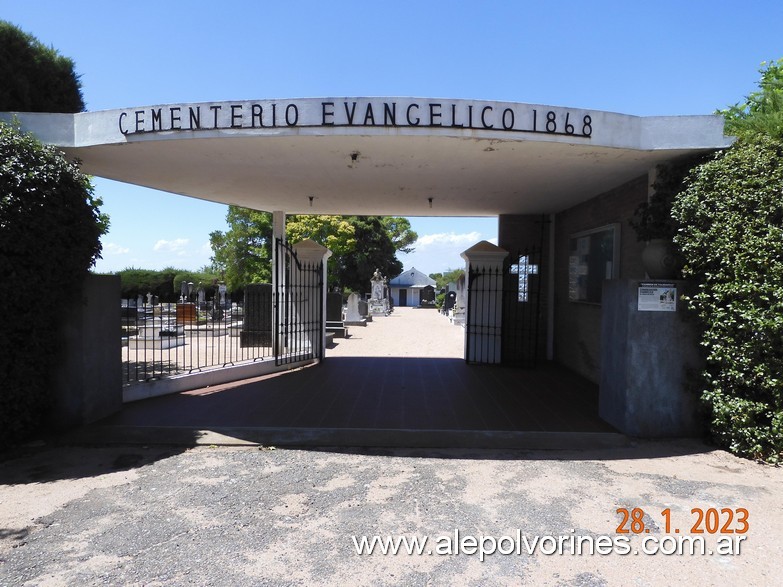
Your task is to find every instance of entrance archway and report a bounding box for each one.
[5,97,731,440]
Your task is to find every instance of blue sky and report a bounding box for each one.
[4,1,783,275]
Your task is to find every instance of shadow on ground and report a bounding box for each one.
[0,443,185,485]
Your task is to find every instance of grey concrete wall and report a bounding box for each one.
[599,279,704,437]
[553,175,648,382]
[50,274,122,430]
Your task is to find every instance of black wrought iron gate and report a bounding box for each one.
[274,238,324,366]
[501,247,544,367]
[466,246,544,367]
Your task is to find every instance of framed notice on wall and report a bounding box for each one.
[638,282,677,312]
[567,224,620,304]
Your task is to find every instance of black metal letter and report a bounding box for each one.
[322,101,335,125]
[481,106,494,129]
[383,102,396,126]
[450,104,464,127]
[363,103,376,125]
[210,105,222,128]
[189,106,201,129]
[406,103,421,126]
[251,104,263,127]
[285,103,298,126]
[151,108,162,131]
[118,112,128,134]
[135,110,145,133]
[231,104,243,128]
[344,101,357,125]
[429,103,442,126]
[170,107,181,130]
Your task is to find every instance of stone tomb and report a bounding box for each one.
[176,302,198,324]
[451,274,467,326]
[130,317,185,349]
[344,292,367,326]
[419,285,436,307]
[326,292,347,338]
[240,283,273,347]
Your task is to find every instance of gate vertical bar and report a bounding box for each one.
[272,211,286,362]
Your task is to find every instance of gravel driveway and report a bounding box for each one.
[1,440,780,586]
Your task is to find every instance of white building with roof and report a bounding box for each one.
[389,267,437,307]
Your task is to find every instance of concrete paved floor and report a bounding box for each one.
[101,308,622,449]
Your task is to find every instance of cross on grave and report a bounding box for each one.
[509,255,538,302]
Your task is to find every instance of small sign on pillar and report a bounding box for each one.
[637,282,677,312]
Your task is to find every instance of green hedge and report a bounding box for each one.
[117,267,223,301]
[672,135,783,463]
[0,123,104,447]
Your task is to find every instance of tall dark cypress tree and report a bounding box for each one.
[0,20,85,113]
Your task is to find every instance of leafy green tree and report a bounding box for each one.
[286,215,356,255]
[335,216,403,292]
[720,58,783,140]
[285,214,356,289]
[209,206,273,290]
[672,134,783,463]
[210,208,411,292]
[1,123,105,447]
[381,217,417,253]
[429,268,464,291]
[0,21,85,112]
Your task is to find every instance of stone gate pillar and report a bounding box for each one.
[272,211,286,355]
[291,239,332,357]
[461,240,509,364]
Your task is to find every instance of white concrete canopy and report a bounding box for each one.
[2,97,732,216]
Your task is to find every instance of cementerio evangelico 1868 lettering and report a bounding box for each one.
[117,99,595,138]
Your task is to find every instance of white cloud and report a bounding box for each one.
[153,238,190,255]
[415,231,482,248]
[103,243,130,255]
[398,231,488,275]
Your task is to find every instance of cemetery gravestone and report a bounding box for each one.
[240,283,273,347]
[358,298,371,322]
[326,292,347,337]
[444,290,457,313]
[452,274,467,325]
[344,292,367,326]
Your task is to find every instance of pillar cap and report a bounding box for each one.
[292,238,333,261]
[460,240,509,264]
